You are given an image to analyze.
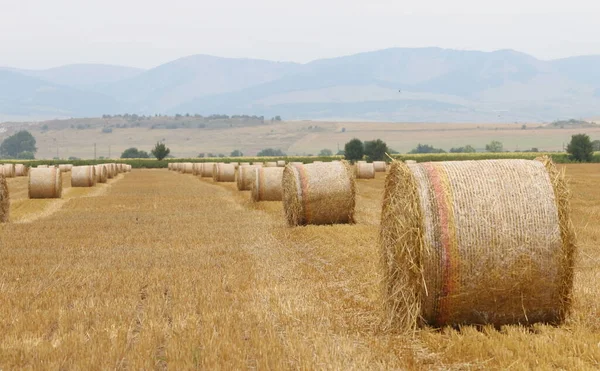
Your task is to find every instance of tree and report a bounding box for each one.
[318,149,333,157]
[230,150,243,157]
[409,144,445,154]
[449,145,476,153]
[485,141,504,152]
[120,147,150,158]
[592,140,600,151]
[567,134,593,162]
[17,151,35,159]
[363,139,388,161]
[257,148,286,157]
[0,130,37,158]
[344,138,364,162]
[151,142,170,161]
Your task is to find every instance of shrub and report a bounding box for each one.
[344,138,364,162]
[567,134,593,162]
[364,139,388,161]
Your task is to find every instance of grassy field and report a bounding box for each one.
[4,119,600,159]
[0,165,599,368]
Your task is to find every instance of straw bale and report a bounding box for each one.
[201,162,214,177]
[357,160,367,164]
[405,160,416,164]
[276,160,286,167]
[379,157,576,332]
[253,162,264,166]
[58,164,73,172]
[29,167,62,199]
[251,167,284,202]
[15,164,28,177]
[168,163,173,170]
[313,161,323,164]
[265,162,277,167]
[192,163,202,176]
[94,165,108,183]
[356,162,375,179]
[182,162,194,174]
[240,162,250,167]
[373,161,387,172]
[230,162,239,169]
[2,164,15,178]
[237,165,258,191]
[213,163,236,182]
[282,161,356,226]
[37,165,49,168]
[0,175,8,222]
[71,166,97,187]
[291,162,303,166]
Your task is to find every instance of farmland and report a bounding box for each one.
[0,164,599,368]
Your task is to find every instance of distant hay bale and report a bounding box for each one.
[251,167,284,202]
[104,164,114,179]
[276,160,286,167]
[94,165,108,183]
[201,162,215,177]
[37,165,49,168]
[192,163,202,175]
[313,161,323,164]
[168,163,173,171]
[240,162,250,167]
[405,160,416,164]
[356,162,375,179]
[117,163,124,173]
[29,167,62,199]
[291,162,303,166]
[237,165,258,191]
[283,161,356,226]
[58,164,73,172]
[373,161,387,172]
[0,175,8,223]
[357,160,367,164]
[125,164,132,172]
[252,162,264,166]
[71,166,97,187]
[2,164,15,178]
[379,157,576,332]
[230,162,239,169]
[213,163,236,182]
[182,162,194,174]
[15,164,28,177]
[265,162,277,167]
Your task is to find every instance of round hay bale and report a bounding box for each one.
[168,163,173,171]
[313,161,323,164]
[291,162,303,166]
[200,162,215,177]
[276,160,286,167]
[357,160,367,164]
[237,165,258,191]
[71,166,97,187]
[104,164,114,179]
[182,162,194,174]
[252,162,264,166]
[265,162,277,167]
[37,165,49,168]
[29,168,62,199]
[379,158,576,332]
[213,163,236,182]
[356,162,375,179]
[192,163,203,176]
[373,161,387,172]
[240,162,250,167]
[0,175,9,222]
[230,162,239,169]
[282,161,356,226]
[2,164,15,178]
[405,160,417,164]
[15,164,29,177]
[94,165,108,183]
[125,164,132,172]
[58,164,73,172]
[251,167,284,202]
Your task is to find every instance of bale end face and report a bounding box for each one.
[0,175,9,223]
[251,167,284,202]
[29,168,62,199]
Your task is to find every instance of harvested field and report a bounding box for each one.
[0,165,599,369]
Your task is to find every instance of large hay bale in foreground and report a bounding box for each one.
[283,161,356,226]
[373,161,387,172]
[2,164,15,178]
[213,163,236,182]
[251,167,284,202]
[0,175,9,222]
[58,164,73,172]
[29,168,62,199]
[356,162,375,179]
[200,163,214,177]
[379,158,576,332]
[15,164,28,177]
[71,166,97,187]
[95,165,108,183]
[237,165,258,191]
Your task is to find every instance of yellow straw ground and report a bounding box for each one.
[0,165,599,369]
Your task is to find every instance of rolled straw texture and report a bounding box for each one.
[282,161,355,226]
[29,168,62,199]
[168,163,173,170]
[276,160,286,167]
[15,164,28,177]
[379,157,576,332]
[192,163,202,176]
[373,161,387,172]
[71,166,96,187]
[251,167,284,202]
[94,165,108,183]
[2,164,15,178]
[182,162,194,174]
[0,175,8,222]
[213,163,236,182]
[356,162,375,179]
[237,165,258,191]
[58,164,73,172]
[201,163,214,177]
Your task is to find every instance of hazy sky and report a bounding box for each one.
[1,0,600,69]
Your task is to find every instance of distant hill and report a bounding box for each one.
[2,48,600,122]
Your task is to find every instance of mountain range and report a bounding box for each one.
[1,47,600,122]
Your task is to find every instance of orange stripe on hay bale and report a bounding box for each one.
[379,157,576,332]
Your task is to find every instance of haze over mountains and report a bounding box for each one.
[2,47,600,123]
